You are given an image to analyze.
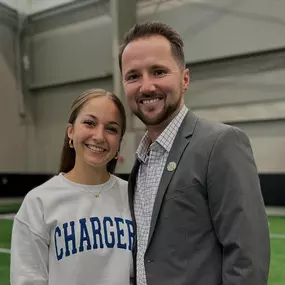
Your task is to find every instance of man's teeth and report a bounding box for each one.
[86,145,105,152]
[142,98,160,104]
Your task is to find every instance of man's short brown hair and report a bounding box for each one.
[119,21,185,71]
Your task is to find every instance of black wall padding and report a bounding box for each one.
[0,173,53,197]
[259,174,285,206]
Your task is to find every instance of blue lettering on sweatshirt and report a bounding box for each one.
[54,216,134,261]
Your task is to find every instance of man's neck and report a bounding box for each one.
[147,106,183,142]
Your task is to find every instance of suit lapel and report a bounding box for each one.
[128,159,140,231]
[147,110,198,247]
[128,159,140,260]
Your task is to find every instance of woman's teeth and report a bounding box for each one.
[86,145,105,152]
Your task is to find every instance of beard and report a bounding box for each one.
[134,93,183,126]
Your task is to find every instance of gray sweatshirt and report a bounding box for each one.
[10,173,134,285]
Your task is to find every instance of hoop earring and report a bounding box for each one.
[69,139,74,148]
[114,151,119,160]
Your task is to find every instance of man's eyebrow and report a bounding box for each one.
[126,64,167,73]
[125,69,137,75]
[151,64,168,69]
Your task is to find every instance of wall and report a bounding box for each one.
[0,0,75,14]
[231,120,285,206]
[0,4,29,173]
[31,78,113,172]
[28,0,76,14]
[230,121,285,174]
[0,0,284,203]
[28,0,285,88]
[22,0,285,175]
[182,51,285,174]
[0,0,18,10]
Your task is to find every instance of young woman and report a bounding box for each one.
[10,89,134,285]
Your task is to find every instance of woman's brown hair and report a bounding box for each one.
[59,88,126,174]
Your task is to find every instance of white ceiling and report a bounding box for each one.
[0,0,75,14]
[1,0,228,15]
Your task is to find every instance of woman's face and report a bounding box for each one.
[68,96,122,170]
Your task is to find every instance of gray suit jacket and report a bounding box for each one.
[129,110,270,285]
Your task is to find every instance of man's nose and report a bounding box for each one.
[139,77,156,94]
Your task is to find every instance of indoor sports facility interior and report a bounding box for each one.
[0,0,284,284]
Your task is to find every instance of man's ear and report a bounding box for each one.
[183,68,190,92]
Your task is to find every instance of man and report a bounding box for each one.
[119,21,270,285]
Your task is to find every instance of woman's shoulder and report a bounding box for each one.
[113,175,128,188]
[21,174,62,204]
[14,175,62,231]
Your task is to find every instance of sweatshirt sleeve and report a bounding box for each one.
[10,191,50,285]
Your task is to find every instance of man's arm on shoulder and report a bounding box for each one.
[207,126,270,285]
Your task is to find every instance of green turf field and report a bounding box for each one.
[0,215,284,284]
[0,203,21,214]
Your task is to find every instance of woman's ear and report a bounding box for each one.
[67,123,73,140]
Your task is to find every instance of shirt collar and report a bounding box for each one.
[136,132,151,163]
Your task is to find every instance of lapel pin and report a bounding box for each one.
[167,162,176,172]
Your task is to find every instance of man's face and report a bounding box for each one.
[121,35,189,127]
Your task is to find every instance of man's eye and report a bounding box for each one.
[153,70,166,76]
[126,74,139,81]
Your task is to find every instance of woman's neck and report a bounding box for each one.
[64,162,110,185]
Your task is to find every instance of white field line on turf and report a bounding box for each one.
[270,233,285,239]
[0,248,11,254]
[0,213,15,220]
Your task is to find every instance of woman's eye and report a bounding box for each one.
[107,127,118,133]
[84,120,95,126]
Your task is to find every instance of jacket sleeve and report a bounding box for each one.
[207,126,270,285]
[10,195,49,285]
